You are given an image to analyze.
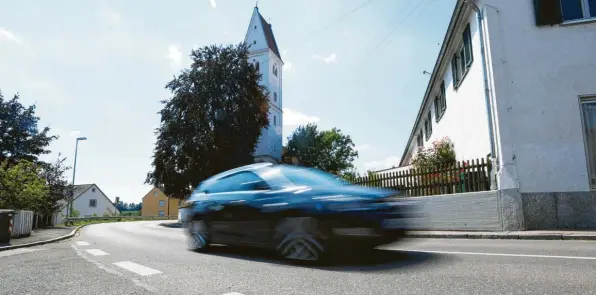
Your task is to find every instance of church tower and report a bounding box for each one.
[244,6,284,163]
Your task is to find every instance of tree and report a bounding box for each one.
[0,91,57,165]
[146,43,269,198]
[282,123,359,177]
[38,154,74,215]
[0,160,48,211]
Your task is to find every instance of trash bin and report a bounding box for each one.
[0,210,15,244]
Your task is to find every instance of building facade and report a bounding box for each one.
[60,184,120,217]
[400,0,596,197]
[244,6,284,163]
[141,187,180,217]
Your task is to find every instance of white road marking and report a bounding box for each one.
[113,261,162,276]
[396,248,596,260]
[76,241,90,246]
[86,249,109,256]
[71,245,158,293]
[0,248,44,257]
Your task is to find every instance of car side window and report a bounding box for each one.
[208,172,269,193]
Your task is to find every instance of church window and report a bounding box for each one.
[274,92,277,102]
[255,62,260,71]
[274,115,277,126]
[253,40,256,44]
[273,64,278,77]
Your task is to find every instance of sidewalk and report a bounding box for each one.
[0,226,77,250]
[406,230,596,240]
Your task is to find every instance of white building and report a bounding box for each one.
[399,0,596,199]
[244,6,284,163]
[60,184,120,217]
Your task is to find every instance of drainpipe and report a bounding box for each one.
[463,0,498,190]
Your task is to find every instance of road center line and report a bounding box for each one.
[397,249,596,260]
[113,261,162,276]
[86,249,109,256]
[76,241,90,246]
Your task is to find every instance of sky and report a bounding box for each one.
[0,0,456,203]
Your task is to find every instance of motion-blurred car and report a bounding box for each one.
[180,162,419,262]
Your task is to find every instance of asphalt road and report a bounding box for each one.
[2,221,596,295]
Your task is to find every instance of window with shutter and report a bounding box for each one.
[440,81,447,112]
[533,0,563,26]
[533,0,595,25]
[463,25,473,67]
[434,96,441,122]
[452,23,474,90]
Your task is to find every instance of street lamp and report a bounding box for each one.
[67,136,87,217]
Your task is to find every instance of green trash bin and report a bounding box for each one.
[0,210,15,244]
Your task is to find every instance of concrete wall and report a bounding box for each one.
[402,5,492,166]
[482,0,596,193]
[403,189,525,231]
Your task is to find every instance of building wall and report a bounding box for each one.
[245,9,283,161]
[402,6,491,166]
[141,187,179,217]
[483,0,596,193]
[62,185,118,217]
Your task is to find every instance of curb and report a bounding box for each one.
[159,222,182,228]
[405,231,596,241]
[0,225,86,252]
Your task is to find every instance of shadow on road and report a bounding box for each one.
[202,245,450,272]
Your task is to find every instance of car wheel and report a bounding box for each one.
[186,218,210,252]
[274,217,326,263]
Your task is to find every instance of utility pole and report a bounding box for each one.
[69,136,87,217]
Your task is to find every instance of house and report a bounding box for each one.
[398,0,596,229]
[61,184,120,217]
[245,5,284,164]
[141,187,180,217]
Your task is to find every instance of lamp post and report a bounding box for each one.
[68,136,87,217]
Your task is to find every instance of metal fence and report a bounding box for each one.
[11,210,34,238]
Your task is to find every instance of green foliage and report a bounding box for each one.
[411,137,456,171]
[92,213,98,217]
[38,154,74,215]
[282,123,359,176]
[0,91,57,165]
[70,209,80,218]
[146,43,269,198]
[0,160,48,211]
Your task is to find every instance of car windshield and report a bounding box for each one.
[276,165,348,187]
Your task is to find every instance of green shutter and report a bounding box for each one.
[533,0,563,26]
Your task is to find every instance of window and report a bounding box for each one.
[274,115,277,126]
[276,166,347,187]
[253,40,256,44]
[451,24,473,89]
[255,62,260,71]
[206,171,269,193]
[254,25,257,29]
[534,0,595,25]
[580,97,596,188]
[91,188,96,192]
[154,191,158,197]
[159,200,165,207]
[416,132,423,147]
[424,112,432,140]
[273,64,278,77]
[274,92,277,102]
[435,81,447,122]
[158,211,165,216]
[89,199,97,207]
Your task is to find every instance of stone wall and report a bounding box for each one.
[522,192,596,230]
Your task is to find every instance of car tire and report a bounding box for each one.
[274,217,327,263]
[186,218,210,252]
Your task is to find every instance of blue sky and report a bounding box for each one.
[0,0,455,203]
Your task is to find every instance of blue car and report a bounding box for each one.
[180,163,419,263]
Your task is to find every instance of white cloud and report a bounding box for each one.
[283,108,320,126]
[165,44,182,67]
[355,144,370,151]
[283,62,296,73]
[0,28,21,44]
[209,0,217,8]
[363,156,400,171]
[68,130,81,137]
[313,52,337,64]
[98,7,122,29]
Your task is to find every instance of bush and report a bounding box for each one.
[411,137,456,171]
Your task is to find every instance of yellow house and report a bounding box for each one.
[141,187,180,217]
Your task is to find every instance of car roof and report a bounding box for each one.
[204,162,274,183]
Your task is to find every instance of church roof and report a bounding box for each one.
[256,8,282,61]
